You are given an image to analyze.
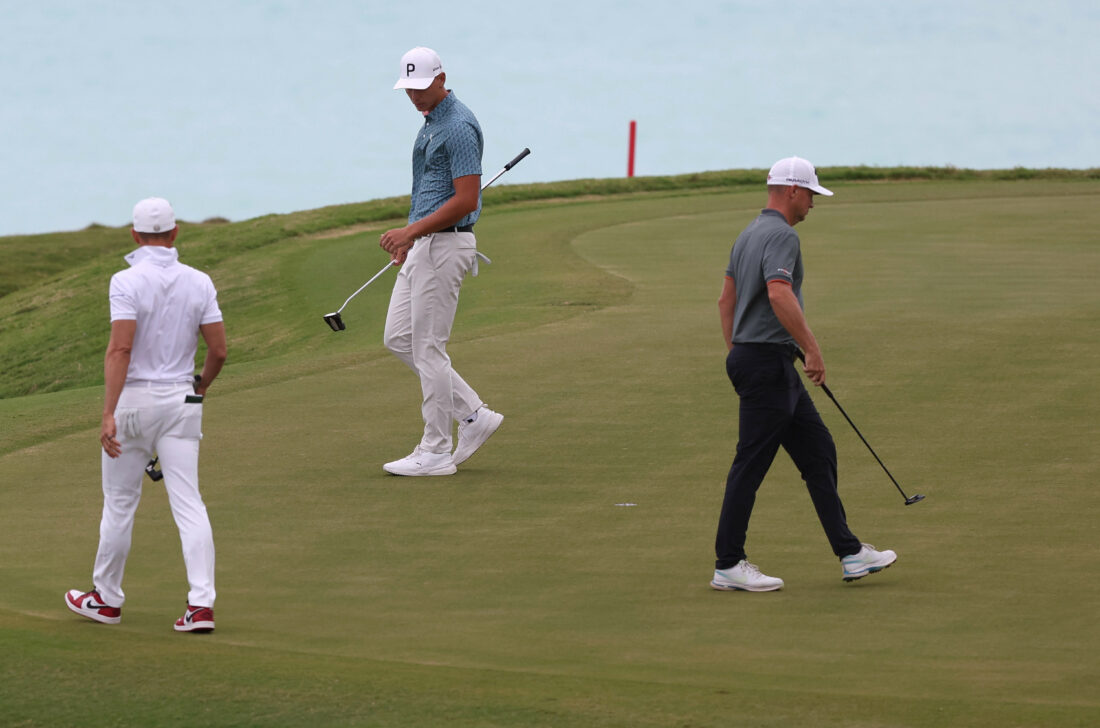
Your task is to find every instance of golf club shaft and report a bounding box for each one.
[818,383,911,501]
[337,261,394,314]
[329,148,530,317]
[796,351,917,502]
[482,148,530,189]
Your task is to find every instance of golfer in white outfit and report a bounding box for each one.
[65,197,227,632]
[379,47,503,476]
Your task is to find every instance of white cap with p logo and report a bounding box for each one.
[393,47,443,90]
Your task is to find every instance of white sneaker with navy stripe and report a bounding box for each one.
[710,560,784,592]
[841,543,897,581]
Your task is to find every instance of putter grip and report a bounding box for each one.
[504,148,530,170]
[794,349,834,397]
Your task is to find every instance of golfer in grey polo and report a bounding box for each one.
[710,157,899,592]
[726,209,805,345]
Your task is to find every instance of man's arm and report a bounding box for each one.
[718,276,737,351]
[380,174,481,264]
[101,319,136,458]
[194,321,228,395]
[767,280,825,386]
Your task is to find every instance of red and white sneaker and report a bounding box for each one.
[65,589,121,624]
[174,604,215,633]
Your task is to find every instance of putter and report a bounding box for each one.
[323,148,531,331]
[323,261,394,331]
[797,351,925,506]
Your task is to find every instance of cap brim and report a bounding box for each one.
[792,181,832,196]
[393,77,435,90]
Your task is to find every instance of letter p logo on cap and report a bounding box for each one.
[394,47,443,90]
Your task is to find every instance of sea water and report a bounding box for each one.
[0,0,1096,236]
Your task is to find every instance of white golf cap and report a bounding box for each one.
[393,47,443,90]
[132,197,176,233]
[767,156,833,196]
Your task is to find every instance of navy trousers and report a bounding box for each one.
[714,344,862,569]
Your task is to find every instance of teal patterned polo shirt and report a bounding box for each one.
[408,92,483,227]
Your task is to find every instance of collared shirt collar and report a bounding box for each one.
[124,245,180,268]
[425,91,456,123]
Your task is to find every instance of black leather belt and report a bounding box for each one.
[436,224,474,234]
[737,342,802,361]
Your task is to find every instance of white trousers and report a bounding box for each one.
[94,382,216,608]
[383,232,483,454]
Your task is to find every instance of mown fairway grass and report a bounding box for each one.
[1,175,1098,726]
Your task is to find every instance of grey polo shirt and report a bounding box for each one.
[726,208,804,345]
[408,91,483,227]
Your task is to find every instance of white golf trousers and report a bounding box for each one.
[94,381,216,608]
[384,232,483,454]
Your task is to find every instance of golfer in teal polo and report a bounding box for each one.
[379,47,503,477]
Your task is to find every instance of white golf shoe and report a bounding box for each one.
[383,448,456,476]
[841,543,897,581]
[453,407,504,465]
[710,560,784,592]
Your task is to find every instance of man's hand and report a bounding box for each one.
[801,349,826,387]
[380,226,417,265]
[101,320,133,458]
[101,414,122,458]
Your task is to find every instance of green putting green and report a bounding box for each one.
[2,174,1097,726]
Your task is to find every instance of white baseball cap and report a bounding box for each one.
[132,197,176,233]
[767,156,833,196]
[394,47,443,90]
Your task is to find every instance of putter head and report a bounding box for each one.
[323,312,345,331]
[904,494,926,506]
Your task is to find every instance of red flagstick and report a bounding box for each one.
[627,120,636,177]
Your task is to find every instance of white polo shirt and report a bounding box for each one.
[109,246,222,385]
